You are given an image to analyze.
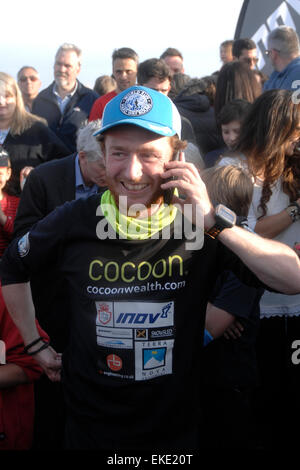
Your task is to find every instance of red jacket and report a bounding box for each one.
[0,290,48,450]
[88,90,117,121]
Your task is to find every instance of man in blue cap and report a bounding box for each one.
[1,86,300,451]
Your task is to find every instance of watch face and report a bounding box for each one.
[215,204,236,227]
[288,206,300,221]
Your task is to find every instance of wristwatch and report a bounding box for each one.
[205,204,236,239]
[286,202,300,222]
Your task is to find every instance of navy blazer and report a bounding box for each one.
[32,81,99,153]
[13,153,76,238]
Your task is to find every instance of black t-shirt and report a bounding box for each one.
[0,194,265,442]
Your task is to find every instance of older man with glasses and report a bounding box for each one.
[17,66,42,112]
[264,26,300,92]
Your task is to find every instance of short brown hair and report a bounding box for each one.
[202,165,253,216]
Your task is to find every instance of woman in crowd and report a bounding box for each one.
[214,61,262,119]
[174,76,223,156]
[218,88,300,449]
[0,72,69,195]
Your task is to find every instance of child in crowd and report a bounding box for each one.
[0,149,20,257]
[200,165,264,449]
[203,99,251,168]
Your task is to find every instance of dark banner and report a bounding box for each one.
[235,0,300,74]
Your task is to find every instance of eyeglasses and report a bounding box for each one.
[19,76,39,82]
[265,48,280,56]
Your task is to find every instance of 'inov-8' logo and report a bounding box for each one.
[115,302,173,328]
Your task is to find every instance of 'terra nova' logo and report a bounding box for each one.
[116,302,172,326]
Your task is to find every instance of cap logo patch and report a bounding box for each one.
[120,89,153,116]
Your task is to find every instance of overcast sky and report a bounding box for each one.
[1,0,244,89]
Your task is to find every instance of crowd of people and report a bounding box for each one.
[0,24,300,452]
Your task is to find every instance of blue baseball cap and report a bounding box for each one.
[94,86,181,138]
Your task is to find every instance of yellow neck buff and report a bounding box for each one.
[100,189,177,240]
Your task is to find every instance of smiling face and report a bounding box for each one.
[0,82,16,127]
[18,68,41,101]
[102,125,174,212]
[54,50,81,92]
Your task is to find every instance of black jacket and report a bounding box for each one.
[13,154,77,352]
[174,93,223,156]
[32,80,99,152]
[14,153,76,237]
[3,121,69,195]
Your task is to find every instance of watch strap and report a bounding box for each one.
[205,223,225,239]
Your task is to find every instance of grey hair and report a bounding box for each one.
[268,26,300,58]
[76,120,103,162]
[55,43,82,64]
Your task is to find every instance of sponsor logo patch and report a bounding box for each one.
[143,347,166,370]
[18,232,30,257]
[114,301,173,328]
[97,337,132,349]
[96,302,113,325]
[106,354,123,372]
[135,329,147,340]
